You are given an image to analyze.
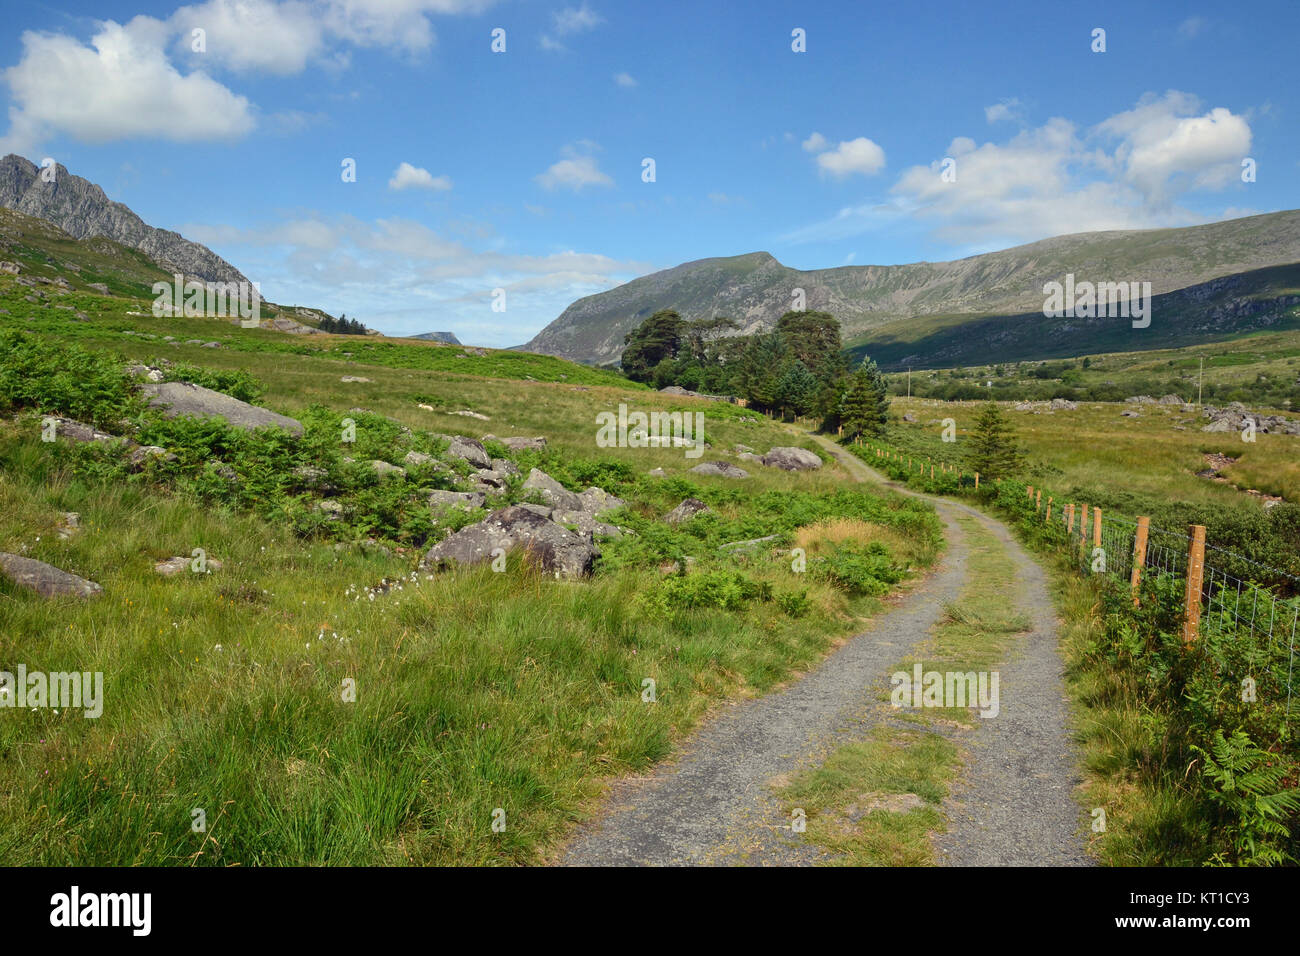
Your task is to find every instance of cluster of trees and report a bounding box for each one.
[318,313,369,335]
[619,308,890,437]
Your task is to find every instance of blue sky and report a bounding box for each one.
[2,0,1297,345]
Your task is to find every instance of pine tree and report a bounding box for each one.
[839,366,878,442]
[965,402,1026,479]
[775,359,816,420]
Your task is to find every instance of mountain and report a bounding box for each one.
[524,211,1300,366]
[0,154,248,286]
[409,331,463,345]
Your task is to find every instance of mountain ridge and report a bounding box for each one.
[524,210,1300,365]
[0,154,249,286]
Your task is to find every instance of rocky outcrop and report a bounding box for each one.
[0,553,102,599]
[421,505,598,578]
[0,154,249,284]
[1201,403,1300,435]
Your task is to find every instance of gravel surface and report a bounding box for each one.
[558,437,1089,866]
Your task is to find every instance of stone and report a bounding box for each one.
[340,376,371,383]
[902,413,918,423]
[403,450,438,467]
[761,446,822,471]
[647,467,667,478]
[578,487,626,514]
[128,444,177,467]
[496,436,547,451]
[0,553,102,600]
[428,490,486,511]
[689,461,749,479]
[491,458,519,476]
[522,468,585,511]
[1049,398,1078,410]
[368,460,405,478]
[421,505,598,578]
[551,510,622,539]
[452,410,490,420]
[87,282,109,294]
[155,555,223,575]
[444,436,491,469]
[139,382,304,436]
[664,498,712,526]
[734,444,754,453]
[316,499,344,518]
[1159,394,1184,405]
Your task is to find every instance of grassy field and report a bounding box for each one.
[0,293,948,865]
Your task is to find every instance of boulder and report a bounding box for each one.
[340,376,371,383]
[1158,394,1184,405]
[1126,395,1156,405]
[578,487,626,514]
[403,450,438,468]
[139,382,304,436]
[428,490,486,511]
[368,460,406,478]
[444,436,491,469]
[551,510,622,539]
[421,505,598,578]
[689,461,749,479]
[155,555,223,575]
[761,446,822,471]
[0,553,102,600]
[87,282,109,294]
[1049,398,1078,410]
[664,498,712,526]
[647,467,667,478]
[522,468,585,510]
[902,413,918,423]
[491,458,519,476]
[737,452,763,463]
[452,410,490,420]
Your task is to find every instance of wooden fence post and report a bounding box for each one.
[1183,524,1207,644]
[974,472,980,489]
[1045,497,1053,522]
[1036,489,1042,511]
[1093,507,1102,549]
[1066,503,1074,534]
[1130,516,1150,606]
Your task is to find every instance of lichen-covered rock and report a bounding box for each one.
[664,498,712,526]
[689,461,750,479]
[139,382,304,436]
[0,553,102,599]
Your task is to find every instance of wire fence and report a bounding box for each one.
[863,443,1300,724]
[1056,499,1299,724]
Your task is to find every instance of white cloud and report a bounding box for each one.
[553,4,603,35]
[1177,16,1207,39]
[801,132,828,153]
[170,0,325,74]
[614,72,637,87]
[388,162,452,191]
[785,92,1254,247]
[540,3,602,51]
[534,144,612,191]
[984,98,1023,123]
[814,137,887,178]
[321,0,495,55]
[0,18,254,153]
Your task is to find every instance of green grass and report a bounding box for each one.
[0,303,946,865]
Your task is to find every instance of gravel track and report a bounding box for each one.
[558,437,1088,866]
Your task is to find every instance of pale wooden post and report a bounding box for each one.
[1036,489,1042,511]
[1093,507,1102,548]
[1183,525,1207,644]
[1045,496,1053,522]
[929,464,934,478]
[1130,516,1150,606]
[974,472,980,489]
[1066,503,1075,534]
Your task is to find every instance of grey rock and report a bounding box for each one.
[1049,398,1078,410]
[87,281,109,294]
[340,376,371,383]
[140,382,304,436]
[444,436,491,469]
[522,468,585,510]
[761,446,822,471]
[368,460,405,478]
[578,487,627,514]
[1158,394,1184,405]
[0,552,102,600]
[689,461,750,479]
[428,490,486,511]
[552,509,622,539]
[664,498,712,526]
[403,450,438,468]
[647,467,667,478]
[491,458,519,476]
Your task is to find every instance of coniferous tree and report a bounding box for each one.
[965,402,1026,479]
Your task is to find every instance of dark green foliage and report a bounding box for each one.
[0,329,139,424]
[964,402,1026,480]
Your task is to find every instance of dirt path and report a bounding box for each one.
[558,438,1088,866]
